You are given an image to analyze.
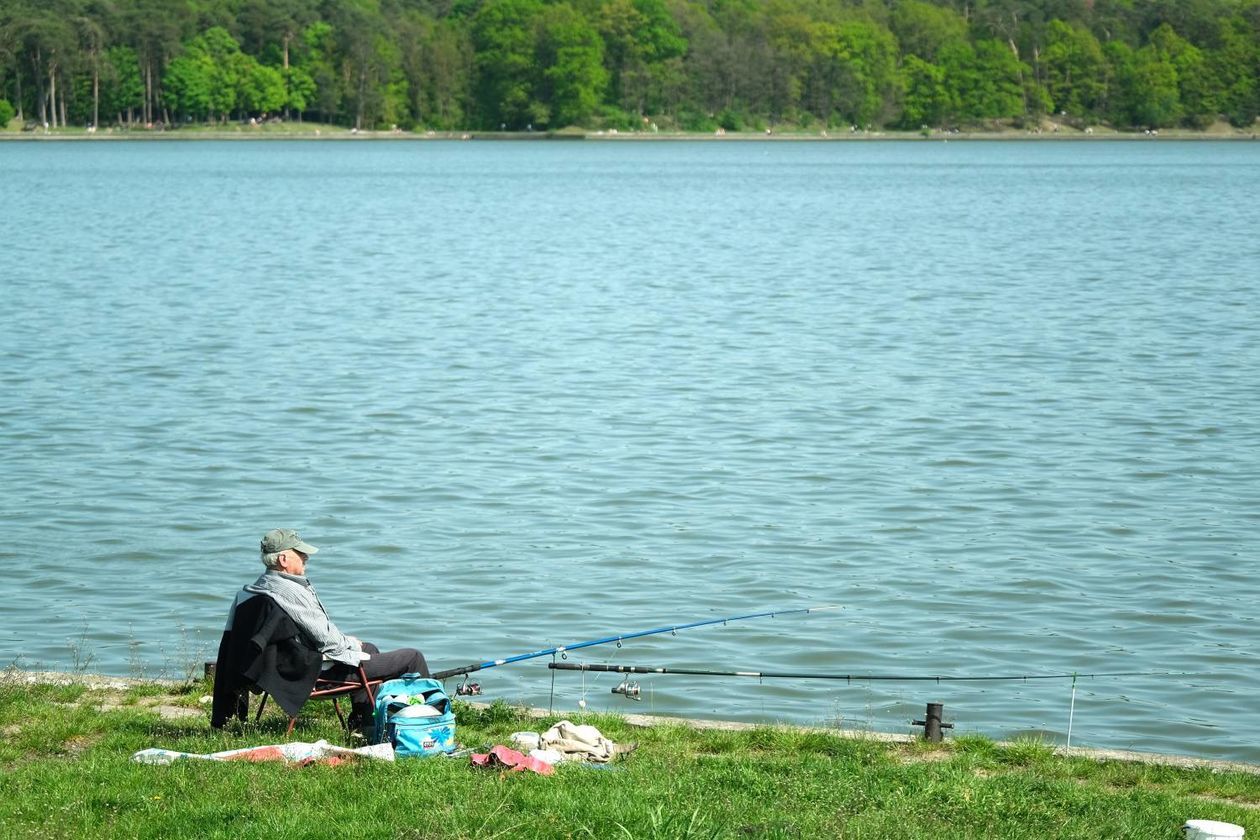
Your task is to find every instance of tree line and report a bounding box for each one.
[1,0,1258,133]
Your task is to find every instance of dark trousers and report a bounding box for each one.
[328,642,429,712]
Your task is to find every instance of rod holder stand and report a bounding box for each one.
[912,702,954,743]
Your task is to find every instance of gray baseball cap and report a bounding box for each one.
[260,528,319,556]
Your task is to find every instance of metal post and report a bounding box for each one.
[912,702,953,742]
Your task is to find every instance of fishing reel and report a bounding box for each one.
[455,677,482,697]
[611,678,641,701]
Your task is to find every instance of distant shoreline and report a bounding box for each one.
[2,126,1257,142]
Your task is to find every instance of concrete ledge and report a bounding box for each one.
[2,669,187,691]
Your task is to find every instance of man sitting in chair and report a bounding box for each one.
[217,528,429,733]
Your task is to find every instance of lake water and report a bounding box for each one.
[2,138,1258,763]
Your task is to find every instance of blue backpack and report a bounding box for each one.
[371,675,456,757]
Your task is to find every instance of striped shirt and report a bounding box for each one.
[227,571,368,666]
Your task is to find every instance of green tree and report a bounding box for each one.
[898,54,952,127]
[674,0,776,123]
[240,61,286,115]
[119,0,191,124]
[598,0,686,115]
[1211,16,1259,127]
[7,7,77,127]
[236,0,317,119]
[471,0,545,129]
[890,0,968,62]
[538,3,606,127]
[763,6,815,122]
[1102,38,1136,124]
[397,15,472,129]
[796,18,899,127]
[283,64,316,115]
[195,26,249,121]
[103,45,144,124]
[377,34,411,128]
[1122,42,1182,127]
[70,8,107,128]
[237,0,313,63]
[326,1,408,128]
[0,97,14,127]
[1148,23,1218,128]
[832,19,900,127]
[162,51,212,119]
[941,39,1027,122]
[299,20,340,122]
[1135,0,1233,48]
[1041,19,1106,117]
[0,0,1254,133]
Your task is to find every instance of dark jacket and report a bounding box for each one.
[210,593,322,727]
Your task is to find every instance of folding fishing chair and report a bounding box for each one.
[255,666,384,736]
[210,593,384,737]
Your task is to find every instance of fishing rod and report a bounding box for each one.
[549,662,1169,683]
[430,605,842,683]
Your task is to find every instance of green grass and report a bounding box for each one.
[0,676,1256,839]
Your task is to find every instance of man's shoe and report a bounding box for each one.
[345,709,375,739]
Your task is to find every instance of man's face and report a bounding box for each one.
[278,549,309,575]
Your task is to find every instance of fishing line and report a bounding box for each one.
[587,627,626,697]
[549,623,641,711]
[549,663,1184,682]
[1067,673,1078,747]
[548,653,557,715]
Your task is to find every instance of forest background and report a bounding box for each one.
[2,0,1258,134]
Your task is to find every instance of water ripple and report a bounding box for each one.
[1,140,1257,761]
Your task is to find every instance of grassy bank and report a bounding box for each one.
[1,672,1257,839]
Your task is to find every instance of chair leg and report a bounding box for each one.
[332,696,348,729]
[256,691,301,738]
[358,666,378,706]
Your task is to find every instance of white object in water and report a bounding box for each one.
[1182,819,1245,840]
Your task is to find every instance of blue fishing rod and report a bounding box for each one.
[430,605,841,683]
